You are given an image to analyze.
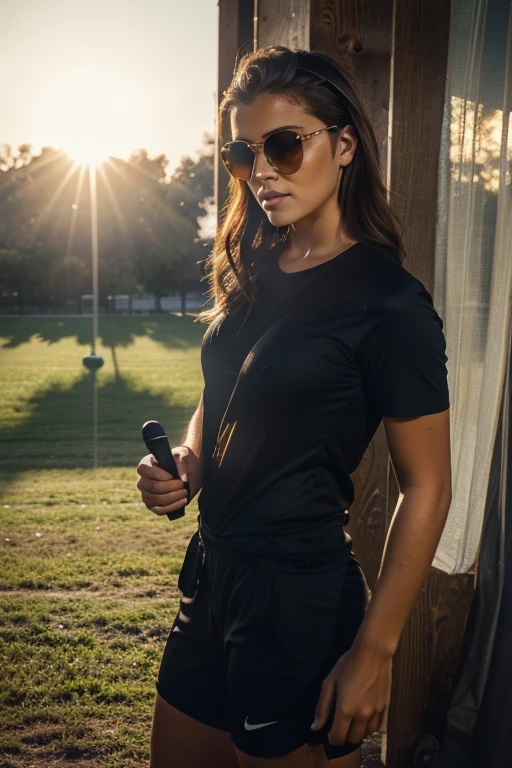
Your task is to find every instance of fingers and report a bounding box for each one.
[136,475,186,511]
[172,446,189,483]
[311,678,336,731]
[136,452,188,515]
[137,475,184,494]
[137,454,177,483]
[148,493,188,516]
[329,707,387,747]
[141,487,189,511]
[366,712,382,736]
[326,703,352,746]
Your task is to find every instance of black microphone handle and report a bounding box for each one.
[145,435,191,521]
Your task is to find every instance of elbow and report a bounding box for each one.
[401,481,452,509]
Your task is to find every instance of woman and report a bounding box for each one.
[136,46,452,768]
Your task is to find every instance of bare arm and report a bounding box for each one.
[180,391,205,499]
[312,407,452,744]
[354,407,452,656]
[182,390,204,459]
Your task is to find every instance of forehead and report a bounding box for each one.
[230,92,309,141]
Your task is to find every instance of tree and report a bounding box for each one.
[0,246,56,314]
[134,132,215,313]
[0,133,216,313]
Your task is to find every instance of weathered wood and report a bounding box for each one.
[385,570,474,763]
[216,0,256,213]
[384,1,475,764]
[256,0,310,50]
[389,0,451,289]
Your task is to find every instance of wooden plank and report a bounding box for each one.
[256,0,310,49]
[237,0,256,61]
[385,1,475,764]
[216,0,256,213]
[216,0,240,213]
[388,0,450,289]
[386,570,474,763]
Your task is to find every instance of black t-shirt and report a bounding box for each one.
[198,242,450,568]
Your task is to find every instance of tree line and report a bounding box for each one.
[0,136,215,314]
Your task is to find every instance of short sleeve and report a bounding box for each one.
[356,273,450,418]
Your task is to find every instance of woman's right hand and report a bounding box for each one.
[136,453,189,518]
[136,445,203,517]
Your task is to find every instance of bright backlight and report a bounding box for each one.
[36,68,145,167]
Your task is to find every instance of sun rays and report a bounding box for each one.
[36,68,146,169]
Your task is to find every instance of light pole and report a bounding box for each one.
[81,165,104,469]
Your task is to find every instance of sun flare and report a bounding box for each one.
[37,68,146,167]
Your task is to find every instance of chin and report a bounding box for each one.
[267,213,293,226]
[266,206,301,226]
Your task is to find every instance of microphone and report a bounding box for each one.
[142,420,191,520]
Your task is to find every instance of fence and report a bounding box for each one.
[0,293,209,316]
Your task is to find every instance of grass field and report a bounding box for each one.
[0,316,381,768]
[0,316,204,768]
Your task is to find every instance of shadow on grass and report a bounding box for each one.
[0,314,205,351]
[0,369,196,487]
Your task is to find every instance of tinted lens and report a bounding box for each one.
[265,130,303,174]
[221,141,254,180]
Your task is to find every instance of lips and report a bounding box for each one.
[261,193,290,207]
[259,191,288,202]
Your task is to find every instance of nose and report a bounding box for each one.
[251,146,278,181]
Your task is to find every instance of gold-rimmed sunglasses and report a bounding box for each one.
[221,124,340,181]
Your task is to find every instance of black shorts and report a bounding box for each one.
[156,537,371,761]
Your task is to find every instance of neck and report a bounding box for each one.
[285,198,352,260]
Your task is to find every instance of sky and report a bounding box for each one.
[1,0,218,174]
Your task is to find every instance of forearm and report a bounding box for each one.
[181,392,205,497]
[353,486,451,657]
[182,392,204,457]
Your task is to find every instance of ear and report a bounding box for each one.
[339,124,357,167]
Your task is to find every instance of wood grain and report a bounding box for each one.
[216,0,256,212]
[385,1,475,764]
[310,0,393,177]
[256,0,311,50]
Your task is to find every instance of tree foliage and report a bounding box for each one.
[0,136,215,313]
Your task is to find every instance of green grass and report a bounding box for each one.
[0,315,205,471]
[0,316,382,767]
[0,316,202,767]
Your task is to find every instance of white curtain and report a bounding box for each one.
[432,0,512,574]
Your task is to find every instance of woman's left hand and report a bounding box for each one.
[310,642,393,746]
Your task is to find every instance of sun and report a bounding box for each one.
[36,68,146,167]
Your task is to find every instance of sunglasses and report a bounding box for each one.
[221,124,340,180]
[223,52,357,182]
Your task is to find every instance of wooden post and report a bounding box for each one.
[216,0,256,214]
[217,2,476,764]
[384,1,475,763]
[256,0,310,49]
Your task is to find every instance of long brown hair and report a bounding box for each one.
[197,45,405,326]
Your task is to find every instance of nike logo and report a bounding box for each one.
[244,716,279,731]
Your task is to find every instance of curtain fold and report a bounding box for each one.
[432,0,512,576]
[425,2,512,765]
